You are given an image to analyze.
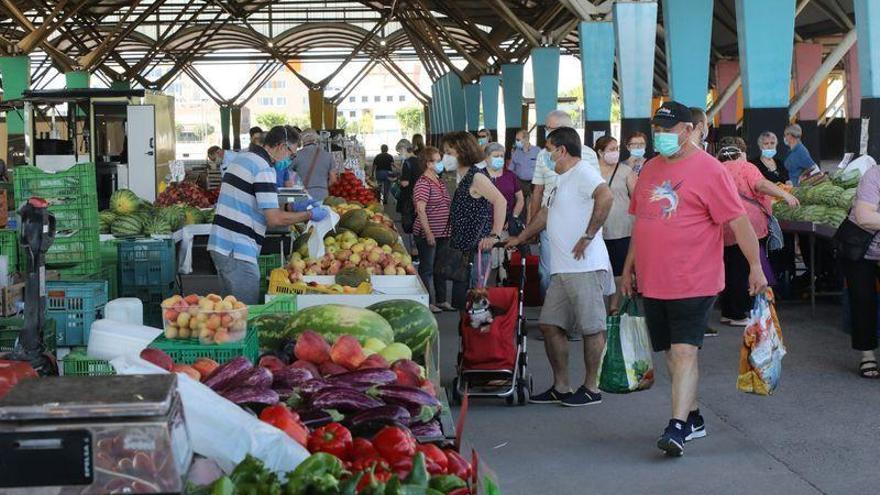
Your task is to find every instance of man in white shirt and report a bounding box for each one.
[508,126,613,407]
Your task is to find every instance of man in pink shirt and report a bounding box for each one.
[621,101,767,457]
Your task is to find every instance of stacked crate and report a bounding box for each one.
[47,280,108,346]
[0,228,19,272]
[117,238,177,327]
[14,163,100,277]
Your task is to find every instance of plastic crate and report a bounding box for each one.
[149,328,259,365]
[0,229,19,272]
[50,203,100,232]
[0,318,56,353]
[56,259,102,278]
[46,280,108,346]
[259,253,282,282]
[13,163,97,203]
[267,269,371,295]
[62,357,115,376]
[248,295,296,320]
[118,238,177,290]
[119,282,176,328]
[69,264,118,301]
[101,238,120,266]
[41,231,100,268]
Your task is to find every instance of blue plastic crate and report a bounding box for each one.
[118,238,176,291]
[119,282,176,328]
[46,280,108,346]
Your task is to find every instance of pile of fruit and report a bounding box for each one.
[100,189,214,236]
[328,171,377,204]
[160,293,248,344]
[137,348,221,382]
[280,278,374,295]
[773,170,858,227]
[325,197,395,230]
[155,180,216,208]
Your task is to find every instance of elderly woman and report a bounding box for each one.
[716,137,799,326]
[482,142,524,284]
[840,165,880,378]
[750,131,790,184]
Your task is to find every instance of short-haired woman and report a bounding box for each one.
[413,146,453,312]
[623,132,649,175]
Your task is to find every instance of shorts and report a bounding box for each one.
[604,237,630,277]
[642,296,717,352]
[539,271,608,337]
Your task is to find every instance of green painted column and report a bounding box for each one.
[0,56,31,135]
[65,70,90,89]
[110,80,131,90]
[231,106,242,150]
[219,105,231,150]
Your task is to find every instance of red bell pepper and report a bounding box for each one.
[350,438,378,461]
[372,426,416,464]
[390,456,413,480]
[307,422,353,459]
[417,444,448,475]
[353,459,393,492]
[443,449,472,480]
[258,404,308,446]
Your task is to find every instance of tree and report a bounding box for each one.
[359,109,375,135]
[395,106,424,136]
[336,114,348,131]
[256,111,289,129]
[290,113,311,130]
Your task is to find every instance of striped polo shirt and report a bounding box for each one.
[208,151,279,265]
[412,174,451,238]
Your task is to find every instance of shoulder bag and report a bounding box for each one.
[302,145,321,189]
[739,193,784,251]
[832,213,876,262]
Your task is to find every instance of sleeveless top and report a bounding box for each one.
[450,166,492,250]
[602,163,634,240]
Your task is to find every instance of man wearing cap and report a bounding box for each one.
[291,129,338,200]
[621,101,767,457]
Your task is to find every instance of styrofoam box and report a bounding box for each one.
[267,275,429,309]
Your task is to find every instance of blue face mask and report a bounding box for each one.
[654,132,682,157]
[761,148,777,159]
[629,148,646,158]
[433,162,445,174]
[489,156,504,170]
[275,157,291,170]
[478,137,488,146]
[514,140,523,149]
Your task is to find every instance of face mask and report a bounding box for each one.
[514,140,523,149]
[442,153,458,172]
[478,137,488,146]
[546,149,559,172]
[629,148,646,158]
[603,151,620,165]
[433,161,445,174]
[761,148,777,159]
[275,156,291,169]
[489,156,504,170]
[654,132,682,157]
[537,149,554,172]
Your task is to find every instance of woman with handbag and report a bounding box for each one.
[717,137,799,326]
[838,165,880,378]
[439,132,508,310]
[413,146,454,313]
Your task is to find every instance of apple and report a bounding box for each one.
[340,241,354,250]
[325,236,336,245]
[391,252,403,263]
[383,265,396,275]
[336,249,352,261]
[326,245,339,255]
[405,265,417,275]
[382,245,392,254]
[350,253,362,264]
[352,243,365,254]
[396,267,406,275]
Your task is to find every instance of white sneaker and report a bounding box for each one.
[728,318,750,327]
[429,304,442,314]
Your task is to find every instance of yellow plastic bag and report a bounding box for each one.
[737,289,786,395]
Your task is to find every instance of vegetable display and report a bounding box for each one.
[101,188,210,235]
[328,171,377,204]
[280,304,396,348]
[773,169,860,228]
[161,293,248,344]
[367,300,439,361]
[155,180,216,208]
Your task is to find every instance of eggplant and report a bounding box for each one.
[346,405,411,430]
[203,356,252,391]
[239,367,273,389]
[220,387,279,405]
[326,369,396,388]
[310,387,383,412]
[368,385,441,411]
[297,408,345,428]
[272,367,314,390]
[299,378,332,395]
[410,420,443,438]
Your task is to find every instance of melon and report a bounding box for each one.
[182,206,204,225]
[110,215,143,236]
[274,304,394,350]
[368,299,438,360]
[159,206,185,230]
[109,189,141,215]
[143,216,173,235]
[336,267,370,287]
[98,210,117,234]
[338,209,369,233]
[361,223,397,247]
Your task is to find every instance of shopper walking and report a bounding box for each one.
[372,144,394,204]
[291,129,337,201]
[623,132,649,175]
[839,165,880,378]
[782,124,817,186]
[484,142,524,284]
[441,132,507,310]
[209,126,328,304]
[716,137,799,326]
[507,127,614,407]
[621,101,767,457]
[412,146,453,313]
[510,130,540,217]
[595,135,636,314]
[395,139,420,253]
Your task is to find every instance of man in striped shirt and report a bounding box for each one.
[209,126,329,303]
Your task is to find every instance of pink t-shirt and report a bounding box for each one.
[629,150,745,299]
[722,159,770,246]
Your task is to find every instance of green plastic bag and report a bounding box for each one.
[599,298,655,394]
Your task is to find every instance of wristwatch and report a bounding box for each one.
[581,233,594,241]
[491,233,502,241]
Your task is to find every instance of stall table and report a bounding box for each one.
[779,220,839,315]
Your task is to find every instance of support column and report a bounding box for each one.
[446,74,466,132]
[614,1,658,156]
[854,0,880,159]
[501,63,524,152]
[735,0,796,157]
[463,82,481,134]
[715,60,740,137]
[424,104,433,146]
[308,88,324,130]
[437,76,453,137]
[793,42,823,158]
[0,56,30,144]
[662,0,713,109]
[579,21,615,148]
[430,82,441,145]
[219,105,231,150]
[231,106,242,150]
[844,46,862,153]
[530,46,560,147]
[480,74,500,142]
[323,100,336,130]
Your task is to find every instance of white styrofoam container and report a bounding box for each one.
[267,274,428,309]
[104,297,144,325]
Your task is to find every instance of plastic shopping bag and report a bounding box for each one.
[599,298,655,393]
[737,289,786,396]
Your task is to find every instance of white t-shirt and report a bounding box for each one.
[533,145,600,207]
[546,159,613,277]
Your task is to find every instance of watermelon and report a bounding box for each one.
[110,215,143,236]
[183,206,204,225]
[143,216,173,235]
[274,304,394,350]
[109,189,141,215]
[159,206,185,230]
[98,210,117,234]
[368,300,438,360]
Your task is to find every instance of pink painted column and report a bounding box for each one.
[845,46,862,152]
[715,59,740,136]
[794,42,823,157]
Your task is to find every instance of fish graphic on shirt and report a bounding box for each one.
[650,180,683,218]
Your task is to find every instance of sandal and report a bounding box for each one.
[859,360,880,379]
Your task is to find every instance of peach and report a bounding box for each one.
[171,364,201,381]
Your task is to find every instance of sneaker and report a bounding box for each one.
[728,318,750,327]
[685,409,706,442]
[529,386,572,404]
[561,386,602,407]
[437,302,456,312]
[720,317,732,324]
[429,304,442,314]
[704,327,718,337]
[657,419,686,457]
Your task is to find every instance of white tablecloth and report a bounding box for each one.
[171,224,212,274]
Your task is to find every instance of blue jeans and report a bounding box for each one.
[210,251,261,305]
[376,170,391,203]
[414,236,448,305]
[452,250,491,310]
[538,230,551,298]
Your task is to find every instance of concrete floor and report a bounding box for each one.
[437,299,880,494]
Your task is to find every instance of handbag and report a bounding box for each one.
[740,193,784,251]
[435,244,471,282]
[832,214,876,262]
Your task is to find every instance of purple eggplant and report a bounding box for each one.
[410,420,443,438]
[239,367,273,389]
[272,367,313,390]
[310,387,383,412]
[299,378,332,395]
[346,405,411,429]
[326,368,397,387]
[297,408,345,428]
[368,385,441,410]
[220,387,279,405]
[204,356,252,391]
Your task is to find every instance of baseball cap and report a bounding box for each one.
[651,101,692,128]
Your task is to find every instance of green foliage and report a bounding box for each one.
[256,111,289,129]
[395,106,424,135]
[290,114,312,130]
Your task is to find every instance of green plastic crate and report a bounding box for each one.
[248,295,296,320]
[101,238,121,266]
[0,318,56,353]
[62,357,115,376]
[119,282,176,328]
[258,253,282,300]
[118,238,176,290]
[0,229,18,272]
[149,328,259,365]
[13,163,97,203]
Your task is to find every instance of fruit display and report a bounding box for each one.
[367,300,439,361]
[279,304,395,348]
[280,278,374,295]
[160,293,248,344]
[772,170,859,227]
[155,180,216,208]
[328,170,377,204]
[101,189,212,235]
[284,231,415,280]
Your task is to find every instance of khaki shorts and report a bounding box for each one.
[539,271,608,336]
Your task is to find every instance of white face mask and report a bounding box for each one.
[442,153,458,172]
